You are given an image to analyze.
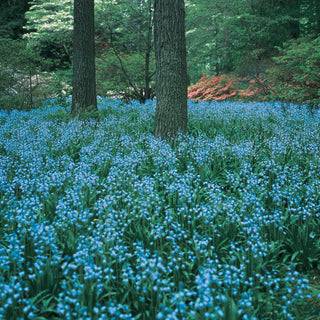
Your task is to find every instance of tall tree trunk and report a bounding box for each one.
[153,0,188,139]
[71,0,97,117]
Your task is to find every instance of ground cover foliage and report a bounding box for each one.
[1,99,320,319]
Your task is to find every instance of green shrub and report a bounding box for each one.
[265,36,320,109]
[96,51,155,103]
[0,38,48,110]
[0,38,73,110]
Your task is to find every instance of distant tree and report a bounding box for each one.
[153,0,188,139]
[185,0,319,82]
[71,0,97,117]
[95,0,155,103]
[0,0,30,39]
[24,0,155,102]
[24,0,73,69]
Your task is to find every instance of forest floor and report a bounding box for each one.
[1,99,320,319]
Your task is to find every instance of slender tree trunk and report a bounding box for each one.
[144,0,153,100]
[153,0,188,139]
[71,0,97,117]
[29,70,33,108]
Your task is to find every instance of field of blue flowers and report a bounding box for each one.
[1,98,320,319]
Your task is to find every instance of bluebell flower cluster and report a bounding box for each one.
[0,99,319,319]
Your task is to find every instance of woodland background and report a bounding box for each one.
[0,0,320,109]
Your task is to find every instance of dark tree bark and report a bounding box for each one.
[71,0,97,117]
[153,0,188,139]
